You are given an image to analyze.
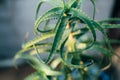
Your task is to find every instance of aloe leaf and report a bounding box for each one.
[92,21,115,56]
[24,72,49,80]
[36,0,63,19]
[92,20,105,34]
[93,45,112,56]
[68,0,76,7]
[22,32,55,49]
[46,0,63,7]
[59,39,92,69]
[35,0,44,19]
[59,28,71,49]
[91,20,115,57]
[14,43,52,64]
[73,27,89,39]
[25,55,62,76]
[90,0,96,19]
[29,43,52,55]
[46,17,69,63]
[50,58,61,69]
[110,39,120,44]
[40,20,53,33]
[35,7,63,34]
[102,24,120,28]
[16,54,62,76]
[53,10,65,32]
[69,0,83,9]
[98,18,120,23]
[68,8,96,49]
[60,51,86,69]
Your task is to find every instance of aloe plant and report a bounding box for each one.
[14,0,120,80]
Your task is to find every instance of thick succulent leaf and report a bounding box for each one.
[73,27,89,39]
[59,28,71,49]
[14,46,47,65]
[46,0,63,7]
[35,0,44,19]
[91,20,105,34]
[36,0,63,19]
[29,43,52,55]
[92,21,115,56]
[16,54,62,76]
[14,44,51,66]
[93,45,112,56]
[53,10,65,32]
[46,17,69,63]
[35,7,63,34]
[69,0,83,9]
[68,0,76,7]
[98,18,120,23]
[24,72,48,80]
[50,58,61,69]
[90,0,96,19]
[91,20,115,57]
[102,24,120,28]
[36,0,62,19]
[110,39,120,44]
[59,40,92,69]
[22,32,55,49]
[68,8,96,49]
[40,20,53,33]
[60,52,86,69]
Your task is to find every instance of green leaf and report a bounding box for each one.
[98,18,120,23]
[14,43,51,66]
[69,0,83,9]
[36,0,63,19]
[93,45,112,56]
[46,16,69,63]
[91,20,105,34]
[59,39,92,69]
[58,28,71,49]
[46,0,63,7]
[24,72,49,80]
[35,0,63,19]
[50,58,61,69]
[34,7,63,34]
[90,0,96,19]
[16,54,62,76]
[22,32,55,49]
[91,20,115,57]
[68,8,96,49]
[73,27,89,39]
[102,24,120,28]
[35,0,44,19]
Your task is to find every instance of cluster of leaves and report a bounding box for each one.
[14,0,120,80]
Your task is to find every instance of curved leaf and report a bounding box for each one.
[35,0,44,19]
[68,8,96,49]
[22,32,55,49]
[91,20,105,34]
[102,24,120,28]
[25,72,49,80]
[90,0,96,19]
[34,7,63,34]
[59,38,93,69]
[36,0,63,19]
[93,45,112,56]
[46,16,69,63]
[14,43,52,64]
[91,20,115,57]
[69,0,83,9]
[98,18,120,23]
[16,54,62,76]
